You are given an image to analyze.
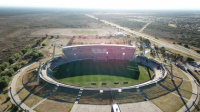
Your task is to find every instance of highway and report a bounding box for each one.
[86,14,200,59]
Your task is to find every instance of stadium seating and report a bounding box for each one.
[62,45,135,62]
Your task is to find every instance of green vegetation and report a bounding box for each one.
[152,93,187,112]
[53,59,153,87]
[144,22,200,48]
[0,62,9,71]
[0,76,10,89]
[96,14,146,31]
[0,45,43,89]
[186,57,195,62]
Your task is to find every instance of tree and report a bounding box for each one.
[42,43,46,46]
[12,65,20,71]
[21,46,31,54]
[19,51,23,56]
[20,61,26,66]
[150,49,155,57]
[0,76,10,89]
[186,57,195,62]
[139,45,143,51]
[154,45,159,51]
[30,50,44,60]
[13,53,21,60]
[0,62,10,71]
[2,68,15,77]
[159,47,166,54]
[9,57,16,64]
[143,39,151,46]
[184,44,189,48]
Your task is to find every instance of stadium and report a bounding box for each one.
[19,44,188,112]
[39,44,172,101]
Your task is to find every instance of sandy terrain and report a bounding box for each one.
[30,28,118,37]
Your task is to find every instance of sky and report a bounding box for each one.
[0,0,200,10]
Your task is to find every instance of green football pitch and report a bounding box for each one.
[52,59,154,88]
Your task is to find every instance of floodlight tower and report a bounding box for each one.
[143,42,146,56]
[106,52,108,61]
[122,53,125,60]
[52,43,56,60]
[170,59,174,81]
[36,61,41,86]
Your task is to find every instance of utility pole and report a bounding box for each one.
[52,43,56,60]
[143,42,146,56]
[36,61,41,86]
[170,60,173,80]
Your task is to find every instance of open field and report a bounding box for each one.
[0,8,110,63]
[72,30,97,34]
[29,28,117,37]
[53,59,153,87]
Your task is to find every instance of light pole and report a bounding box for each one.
[143,42,146,56]
[170,59,173,81]
[52,43,56,60]
[36,61,41,86]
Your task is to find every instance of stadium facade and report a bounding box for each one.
[62,44,136,61]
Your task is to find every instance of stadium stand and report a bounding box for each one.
[112,88,145,103]
[62,44,135,62]
[48,86,79,103]
[78,90,113,105]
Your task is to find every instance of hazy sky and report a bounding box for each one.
[1,0,200,10]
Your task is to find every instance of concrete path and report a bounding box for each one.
[120,101,162,112]
[70,104,111,112]
[8,62,36,112]
[70,101,162,112]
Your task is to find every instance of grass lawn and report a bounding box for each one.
[34,99,73,112]
[53,59,153,87]
[152,93,188,112]
[173,80,192,100]
[0,88,18,112]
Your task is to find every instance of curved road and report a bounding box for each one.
[8,62,36,112]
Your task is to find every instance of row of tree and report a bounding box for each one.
[0,46,43,89]
[150,45,195,63]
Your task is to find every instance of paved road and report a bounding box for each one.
[139,21,152,32]
[8,62,36,112]
[85,14,200,59]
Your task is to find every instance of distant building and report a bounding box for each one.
[115,32,124,37]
